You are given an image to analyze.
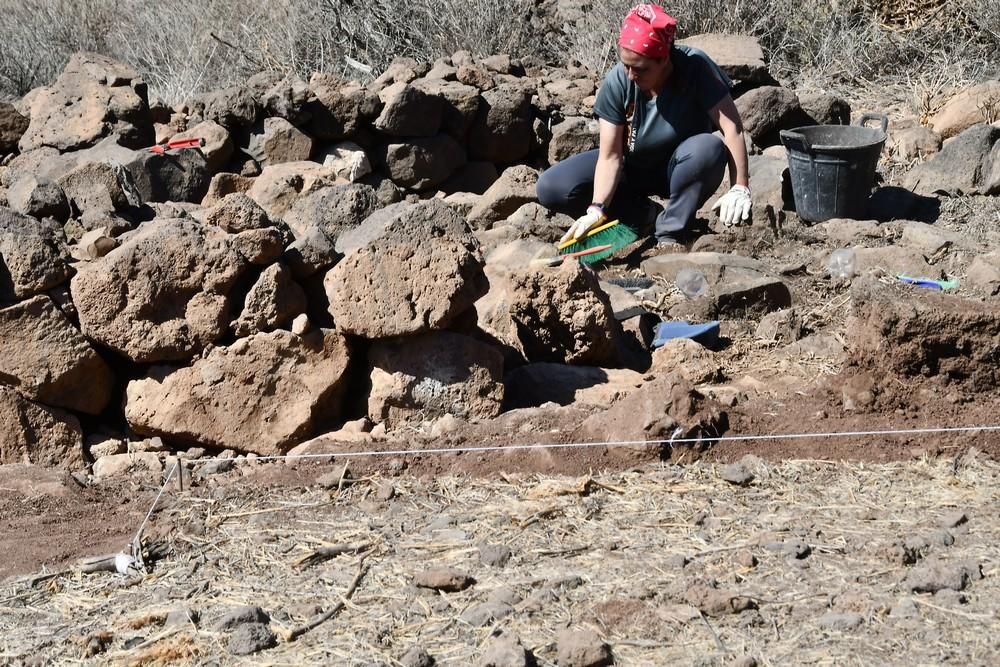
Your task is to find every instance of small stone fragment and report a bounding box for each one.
[215,605,270,631]
[905,560,982,594]
[889,598,919,619]
[817,612,864,631]
[478,633,533,667]
[929,530,955,547]
[227,622,276,656]
[198,458,235,476]
[737,550,759,568]
[291,313,311,336]
[720,462,754,486]
[764,540,812,559]
[460,600,515,627]
[164,608,199,628]
[684,584,757,617]
[555,629,613,667]
[286,603,323,619]
[933,589,968,606]
[376,480,396,501]
[400,646,435,667]
[413,567,475,592]
[479,543,512,568]
[666,554,690,570]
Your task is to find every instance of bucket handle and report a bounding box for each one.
[779,129,812,154]
[858,113,888,135]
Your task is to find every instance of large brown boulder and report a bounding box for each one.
[677,34,772,84]
[468,84,534,164]
[245,117,314,166]
[261,73,314,125]
[0,207,73,303]
[477,261,623,367]
[930,81,1000,139]
[966,252,1000,295]
[18,52,153,152]
[374,82,443,137]
[735,86,807,146]
[282,183,379,240]
[204,192,273,233]
[0,102,29,155]
[411,78,481,139]
[171,120,233,172]
[901,123,1000,196]
[245,161,341,219]
[0,296,114,414]
[57,161,135,215]
[0,386,83,469]
[306,75,382,141]
[578,374,726,454]
[70,218,249,363]
[798,91,851,126]
[191,86,261,132]
[547,116,599,165]
[232,263,307,336]
[325,198,488,338]
[202,172,254,207]
[125,329,351,455]
[5,175,71,222]
[368,331,504,427]
[466,165,540,229]
[384,134,467,190]
[536,76,597,117]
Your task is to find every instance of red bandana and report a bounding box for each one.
[618,4,678,59]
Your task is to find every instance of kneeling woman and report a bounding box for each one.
[537,4,752,249]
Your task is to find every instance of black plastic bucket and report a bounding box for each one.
[780,113,888,222]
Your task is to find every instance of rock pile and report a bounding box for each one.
[0,39,998,474]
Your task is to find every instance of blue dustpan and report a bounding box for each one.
[652,320,720,349]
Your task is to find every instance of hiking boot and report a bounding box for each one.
[654,235,686,254]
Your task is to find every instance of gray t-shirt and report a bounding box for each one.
[593,46,730,172]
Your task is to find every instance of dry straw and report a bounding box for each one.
[2,448,999,664]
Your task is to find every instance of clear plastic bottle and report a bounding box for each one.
[675,268,709,298]
[826,248,857,282]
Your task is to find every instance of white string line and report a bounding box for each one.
[151,423,1000,466]
[124,422,1000,557]
[131,461,178,549]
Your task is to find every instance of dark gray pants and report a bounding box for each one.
[536,133,727,242]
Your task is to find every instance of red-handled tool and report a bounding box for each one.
[149,137,205,154]
[532,244,614,267]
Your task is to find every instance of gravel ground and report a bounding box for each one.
[2,452,998,666]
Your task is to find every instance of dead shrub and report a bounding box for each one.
[0,0,997,103]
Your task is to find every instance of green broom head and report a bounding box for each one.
[558,219,639,264]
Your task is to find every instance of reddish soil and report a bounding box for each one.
[0,470,153,579]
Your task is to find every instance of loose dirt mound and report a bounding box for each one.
[847,277,1000,392]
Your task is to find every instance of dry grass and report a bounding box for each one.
[1,455,998,664]
[1,0,998,104]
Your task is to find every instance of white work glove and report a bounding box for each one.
[711,185,752,226]
[560,204,607,245]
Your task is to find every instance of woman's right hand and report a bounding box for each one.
[560,205,608,245]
